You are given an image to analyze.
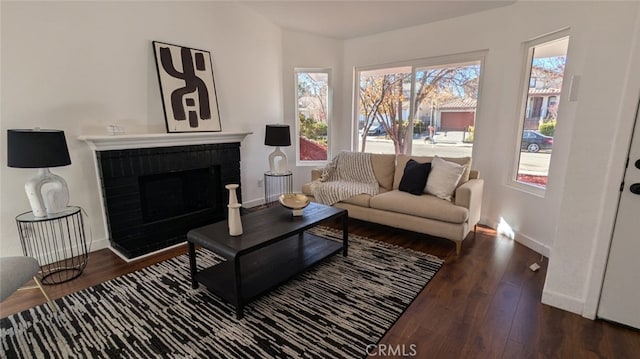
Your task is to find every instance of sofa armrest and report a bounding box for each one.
[455,178,484,226]
[311,168,323,181]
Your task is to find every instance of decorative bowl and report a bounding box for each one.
[279,193,310,216]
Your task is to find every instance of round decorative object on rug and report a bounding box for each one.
[279,193,310,216]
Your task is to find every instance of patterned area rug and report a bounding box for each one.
[0,227,443,358]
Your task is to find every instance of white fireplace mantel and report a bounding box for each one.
[78,131,252,151]
[78,130,252,262]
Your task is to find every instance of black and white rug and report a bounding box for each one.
[0,227,443,358]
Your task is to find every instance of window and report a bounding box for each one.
[295,69,330,165]
[515,35,569,190]
[357,66,411,154]
[356,56,482,158]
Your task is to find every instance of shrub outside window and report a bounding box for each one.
[295,69,330,165]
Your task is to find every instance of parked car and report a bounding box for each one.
[521,130,553,152]
[367,125,387,136]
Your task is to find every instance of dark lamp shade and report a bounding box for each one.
[7,129,71,168]
[264,124,291,147]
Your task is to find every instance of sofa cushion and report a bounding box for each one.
[370,190,469,224]
[343,193,373,207]
[393,154,472,190]
[341,187,389,207]
[425,156,466,201]
[398,159,431,195]
[371,154,396,190]
[301,182,314,196]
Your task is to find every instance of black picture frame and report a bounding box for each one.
[152,41,222,133]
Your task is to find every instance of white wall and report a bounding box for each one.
[281,30,343,191]
[341,2,640,315]
[3,0,639,320]
[0,1,283,256]
[546,5,640,318]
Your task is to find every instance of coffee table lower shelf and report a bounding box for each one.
[192,232,343,318]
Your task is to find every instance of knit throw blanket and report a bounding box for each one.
[310,151,379,205]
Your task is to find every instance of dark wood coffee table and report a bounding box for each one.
[186,202,348,319]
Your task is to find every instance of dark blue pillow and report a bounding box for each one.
[398,159,431,195]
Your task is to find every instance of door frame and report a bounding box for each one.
[596,97,640,326]
[580,5,640,317]
[583,92,640,319]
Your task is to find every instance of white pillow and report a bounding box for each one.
[425,156,465,201]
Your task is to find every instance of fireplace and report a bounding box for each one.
[95,143,241,259]
[139,167,220,223]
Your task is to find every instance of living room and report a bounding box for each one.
[2,1,640,357]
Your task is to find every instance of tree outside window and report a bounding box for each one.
[357,61,481,158]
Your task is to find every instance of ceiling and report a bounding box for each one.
[240,1,516,40]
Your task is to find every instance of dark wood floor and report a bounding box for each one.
[2,219,639,358]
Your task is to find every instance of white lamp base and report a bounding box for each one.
[25,168,70,217]
[268,146,288,174]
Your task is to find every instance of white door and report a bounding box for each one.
[598,100,640,329]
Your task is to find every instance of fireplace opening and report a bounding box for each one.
[139,167,221,223]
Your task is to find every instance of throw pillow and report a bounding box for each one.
[453,157,472,188]
[425,156,466,201]
[398,159,431,195]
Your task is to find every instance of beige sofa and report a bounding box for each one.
[302,154,484,255]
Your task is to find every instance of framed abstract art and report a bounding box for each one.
[152,41,222,132]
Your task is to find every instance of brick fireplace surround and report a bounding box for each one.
[80,132,251,260]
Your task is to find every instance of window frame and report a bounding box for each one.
[510,30,570,197]
[352,51,487,155]
[294,68,332,167]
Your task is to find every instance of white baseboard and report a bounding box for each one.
[541,289,584,315]
[89,237,110,252]
[483,216,551,257]
[514,231,551,257]
[242,197,266,208]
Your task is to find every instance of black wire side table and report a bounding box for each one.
[264,171,293,206]
[15,206,89,285]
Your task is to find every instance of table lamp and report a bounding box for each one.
[264,124,291,174]
[7,129,72,217]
